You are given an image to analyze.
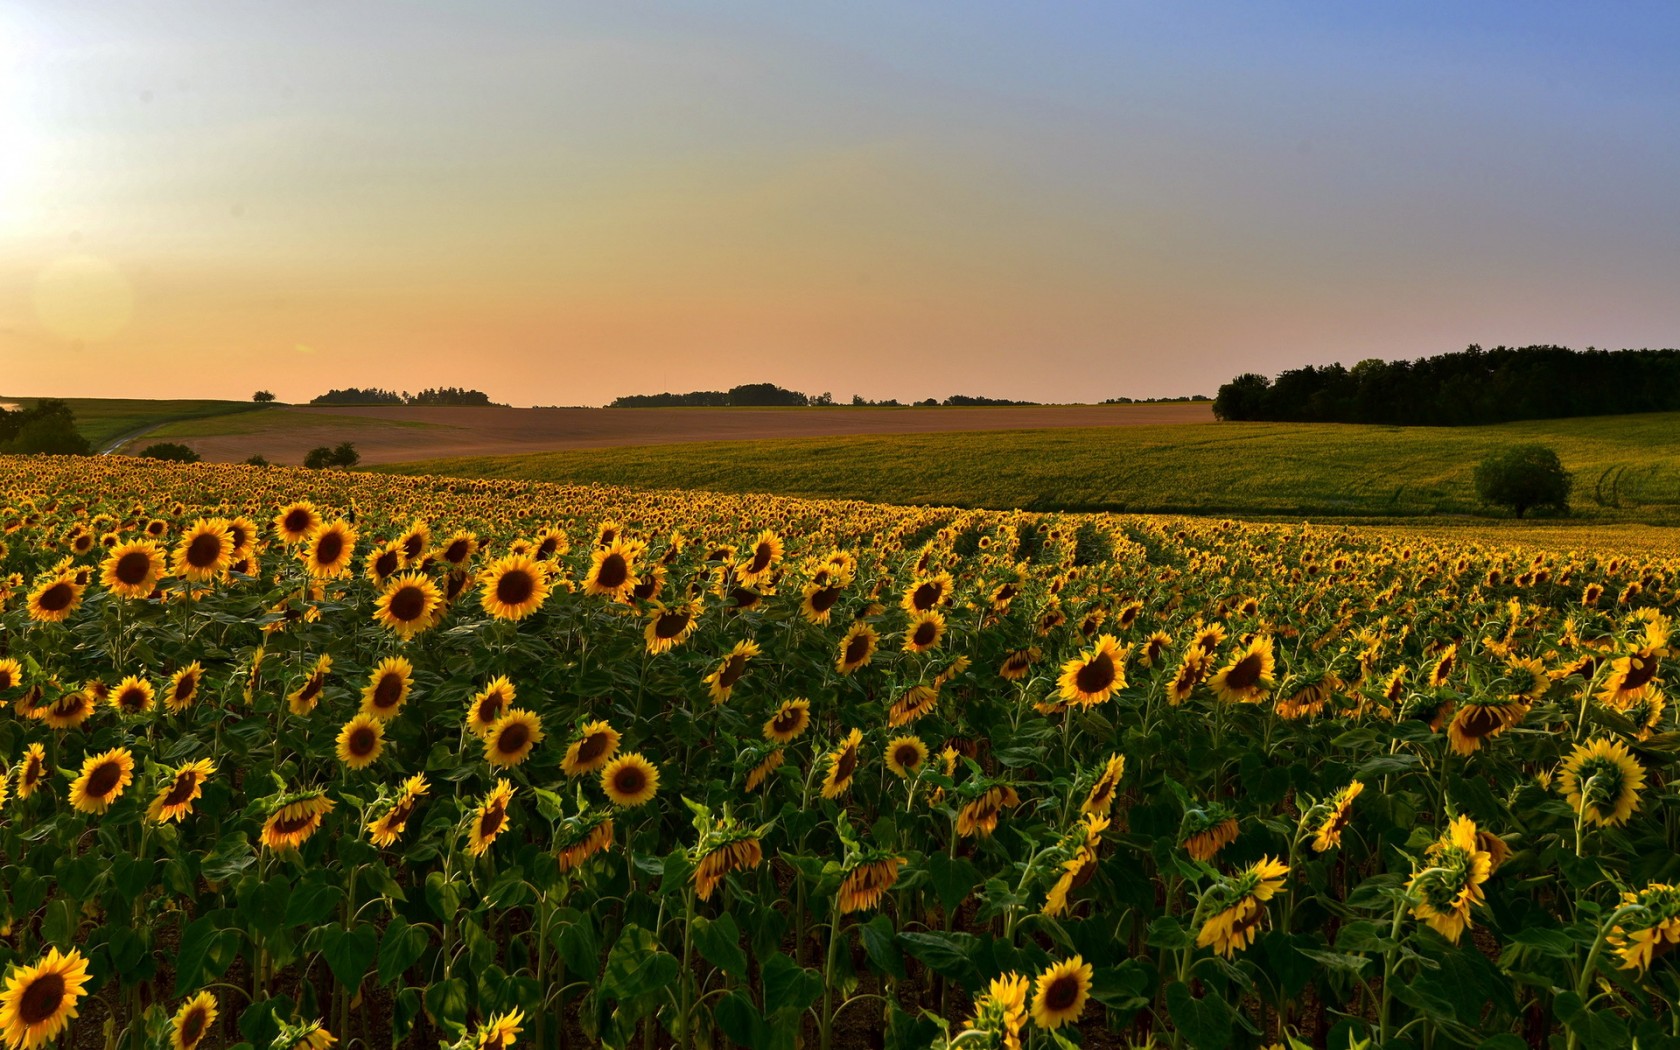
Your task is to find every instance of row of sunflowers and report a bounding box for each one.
[0,456,1676,1050]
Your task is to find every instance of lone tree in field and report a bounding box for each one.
[253,390,277,403]
[304,442,361,470]
[1474,444,1572,518]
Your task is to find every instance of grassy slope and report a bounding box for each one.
[142,409,439,438]
[377,412,1680,521]
[3,396,265,449]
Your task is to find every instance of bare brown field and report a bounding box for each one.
[128,401,1215,465]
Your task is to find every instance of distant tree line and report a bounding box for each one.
[1213,345,1680,426]
[0,400,91,455]
[1102,395,1212,404]
[310,387,501,406]
[612,384,1052,408]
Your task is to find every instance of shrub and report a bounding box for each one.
[245,455,270,467]
[1474,444,1572,518]
[137,442,201,463]
[253,390,277,403]
[304,443,361,470]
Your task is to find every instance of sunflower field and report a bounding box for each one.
[0,456,1677,1050]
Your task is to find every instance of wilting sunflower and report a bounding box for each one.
[303,520,358,579]
[1407,814,1492,944]
[1447,696,1529,756]
[101,539,166,599]
[1081,753,1126,817]
[556,812,615,871]
[373,572,442,639]
[474,1009,523,1050]
[745,748,785,792]
[1559,737,1646,827]
[479,553,552,621]
[643,602,701,654]
[887,684,940,727]
[360,657,413,719]
[694,833,765,901]
[583,538,642,601]
[1310,780,1364,852]
[1182,805,1239,862]
[170,991,216,1050]
[837,855,906,915]
[561,720,621,777]
[834,623,879,675]
[17,743,46,800]
[26,573,83,623]
[601,753,659,807]
[1209,636,1275,703]
[0,947,92,1050]
[1609,882,1680,974]
[1196,857,1290,958]
[367,774,429,847]
[705,640,761,703]
[260,791,336,851]
[485,709,544,768]
[885,735,929,778]
[1029,956,1093,1031]
[763,699,812,744]
[820,729,864,799]
[287,654,332,716]
[956,784,1021,838]
[69,747,135,814]
[147,759,216,823]
[273,501,322,545]
[999,647,1040,682]
[172,518,233,583]
[901,610,946,653]
[465,676,518,736]
[467,780,516,856]
[109,675,154,716]
[336,714,385,770]
[1057,634,1127,706]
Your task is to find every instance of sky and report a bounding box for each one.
[2,2,1679,406]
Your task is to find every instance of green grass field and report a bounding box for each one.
[139,409,438,439]
[2,396,266,450]
[378,412,1680,522]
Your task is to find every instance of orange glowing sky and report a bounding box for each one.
[3,3,1679,405]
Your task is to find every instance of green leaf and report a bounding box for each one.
[378,917,430,986]
[761,951,824,1015]
[1165,980,1233,1050]
[321,923,378,988]
[552,909,600,984]
[285,876,343,928]
[425,871,461,921]
[601,924,679,1002]
[175,915,242,996]
[897,931,981,986]
[860,914,907,979]
[424,978,469,1034]
[41,897,77,948]
[692,914,748,979]
[714,991,769,1048]
[925,853,979,913]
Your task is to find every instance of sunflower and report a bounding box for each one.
[763,699,812,744]
[732,529,783,588]
[285,654,332,716]
[474,1009,524,1050]
[170,992,216,1050]
[1598,649,1663,708]
[1427,643,1459,689]
[110,675,154,716]
[834,623,879,675]
[561,720,621,777]
[556,813,614,871]
[373,573,442,639]
[273,501,322,544]
[1167,649,1212,705]
[887,684,940,727]
[173,519,233,583]
[367,774,429,847]
[1081,753,1126,817]
[583,538,642,601]
[999,647,1039,682]
[694,836,765,901]
[1446,696,1528,756]
[465,676,518,736]
[467,780,516,856]
[302,520,357,579]
[336,714,385,770]
[0,947,92,1050]
[1559,737,1646,827]
[479,553,552,621]
[643,602,701,654]
[25,573,83,623]
[485,709,543,768]
[41,690,95,731]
[438,531,478,567]
[963,972,1029,1050]
[102,540,166,598]
[837,856,905,915]
[365,542,404,584]
[17,743,46,800]
[956,785,1020,838]
[820,729,864,799]
[745,749,785,791]
[360,657,414,719]
[1182,807,1239,862]
[1196,857,1290,958]
[902,610,946,653]
[69,747,135,814]
[601,753,659,807]
[800,581,845,624]
[885,735,929,778]
[1209,636,1275,703]
[1056,634,1127,706]
[1310,780,1364,852]
[1625,691,1667,740]
[147,759,216,823]
[1609,882,1680,974]
[705,640,761,703]
[1029,956,1093,1031]
[1407,814,1491,944]
[1139,630,1172,667]
[902,573,953,614]
[0,659,20,692]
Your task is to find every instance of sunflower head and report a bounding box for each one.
[1560,737,1646,827]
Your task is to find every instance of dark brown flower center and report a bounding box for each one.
[834,745,858,783]
[161,770,200,807]
[180,1006,207,1047]
[478,802,506,838]
[283,509,313,534]
[911,582,941,611]
[496,569,534,606]
[372,673,404,710]
[388,585,427,622]
[86,759,124,798]
[1045,974,1080,1011]
[314,531,344,566]
[809,586,841,613]
[374,550,400,578]
[893,744,921,769]
[349,726,378,756]
[186,533,224,568]
[496,722,531,753]
[612,766,647,797]
[718,655,748,688]
[115,550,152,585]
[594,554,628,590]
[1224,653,1263,691]
[748,544,773,573]
[174,673,197,702]
[844,636,872,666]
[1074,652,1115,694]
[37,581,75,612]
[18,972,65,1024]
[444,539,470,563]
[402,533,425,560]
[575,732,610,765]
[653,611,691,639]
[912,622,938,647]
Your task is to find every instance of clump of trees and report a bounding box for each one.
[1213,345,1680,426]
[137,442,201,463]
[1474,445,1572,518]
[304,443,361,469]
[612,383,825,407]
[310,387,500,406]
[1102,395,1212,404]
[253,390,277,403]
[0,400,91,455]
